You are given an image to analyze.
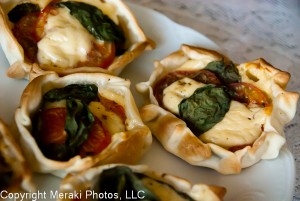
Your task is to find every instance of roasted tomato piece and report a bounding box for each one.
[12,12,40,62]
[228,82,271,107]
[39,107,67,145]
[78,42,116,69]
[100,97,126,122]
[79,117,111,157]
[193,69,221,85]
[34,3,58,40]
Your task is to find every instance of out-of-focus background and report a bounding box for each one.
[125,0,300,200]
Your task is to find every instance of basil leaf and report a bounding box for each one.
[179,84,230,135]
[8,3,40,23]
[204,60,241,84]
[98,166,160,201]
[57,1,125,42]
[65,99,94,153]
[43,84,99,103]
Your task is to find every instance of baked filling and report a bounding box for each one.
[153,60,272,150]
[32,84,126,161]
[8,1,125,69]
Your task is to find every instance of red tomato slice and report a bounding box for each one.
[78,42,116,69]
[34,2,61,40]
[228,82,271,107]
[100,97,126,123]
[12,12,40,62]
[79,117,111,157]
[39,108,67,145]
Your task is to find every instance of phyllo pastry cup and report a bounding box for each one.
[136,44,299,174]
[58,164,226,201]
[14,73,152,177]
[0,0,154,79]
[0,118,34,193]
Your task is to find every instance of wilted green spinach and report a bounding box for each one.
[35,84,99,160]
[179,84,230,135]
[204,60,241,84]
[57,1,125,42]
[98,166,160,201]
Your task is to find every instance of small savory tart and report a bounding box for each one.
[136,44,299,174]
[0,0,154,79]
[58,164,226,201]
[0,118,34,193]
[14,73,152,177]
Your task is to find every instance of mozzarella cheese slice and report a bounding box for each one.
[199,101,266,148]
[37,7,95,68]
[162,77,205,114]
[88,101,125,134]
[162,77,267,148]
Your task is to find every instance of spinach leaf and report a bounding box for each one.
[36,99,95,161]
[37,84,98,161]
[57,1,125,42]
[179,84,230,135]
[43,84,99,103]
[65,99,94,151]
[204,60,241,84]
[98,166,160,201]
[8,3,40,23]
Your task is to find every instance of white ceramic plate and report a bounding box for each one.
[0,3,295,201]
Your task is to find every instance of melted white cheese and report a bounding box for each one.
[162,77,205,114]
[199,101,266,148]
[99,88,125,107]
[88,101,125,134]
[37,7,94,68]
[162,77,267,148]
[141,177,189,201]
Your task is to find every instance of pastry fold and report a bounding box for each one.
[136,44,299,174]
[15,73,152,177]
